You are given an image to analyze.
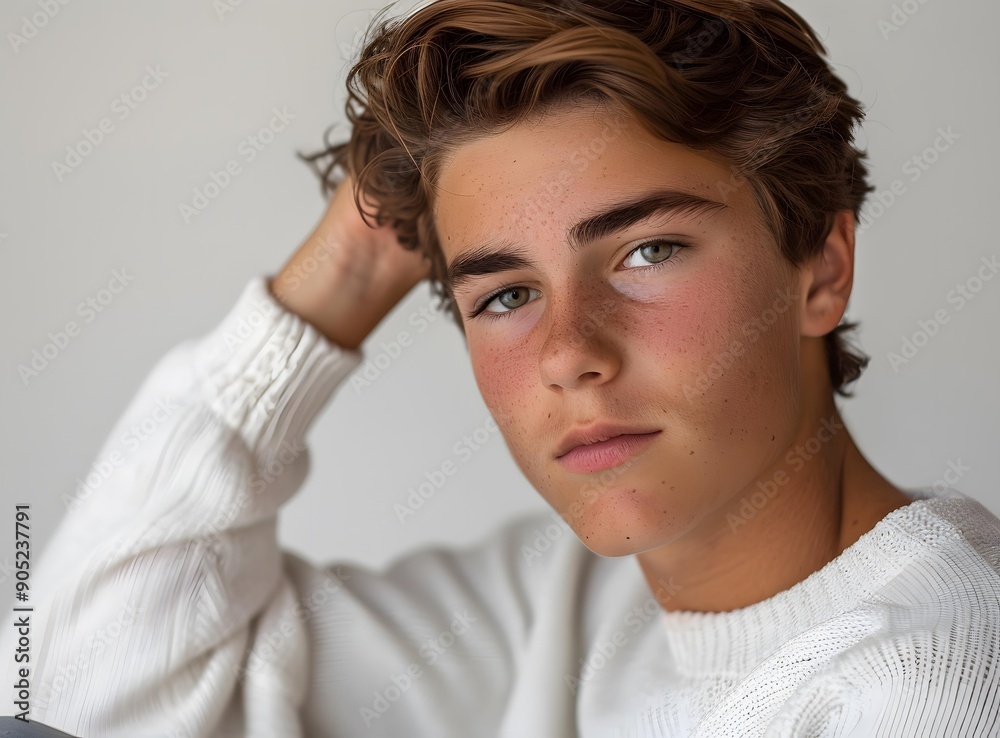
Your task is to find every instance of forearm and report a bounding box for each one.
[268,173,431,351]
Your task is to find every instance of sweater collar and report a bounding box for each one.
[645,485,966,676]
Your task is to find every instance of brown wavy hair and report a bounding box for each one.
[299,0,874,397]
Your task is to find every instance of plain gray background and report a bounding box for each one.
[1,0,998,583]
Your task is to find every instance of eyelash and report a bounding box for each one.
[466,239,691,322]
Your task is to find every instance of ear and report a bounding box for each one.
[799,210,855,338]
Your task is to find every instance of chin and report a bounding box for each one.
[560,484,692,557]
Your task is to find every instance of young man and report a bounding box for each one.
[7,0,999,736]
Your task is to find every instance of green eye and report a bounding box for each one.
[477,286,542,320]
[622,240,684,269]
[641,243,672,262]
[496,287,531,310]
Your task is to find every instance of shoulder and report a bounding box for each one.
[770,492,1000,736]
[765,599,1000,736]
[791,616,1000,735]
[847,494,1000,718]
[863,488,1000,614]
[924,487,1000,573]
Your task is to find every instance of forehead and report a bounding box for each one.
[432,103,744,263]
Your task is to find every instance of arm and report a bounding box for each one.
[6,274,363,736]
[1,173,435,736]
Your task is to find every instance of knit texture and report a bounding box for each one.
[5,275,999,737]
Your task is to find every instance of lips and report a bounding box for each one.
[556,430,662,474]
[555,422,662,459]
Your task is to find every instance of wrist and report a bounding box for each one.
[268,260,400,351]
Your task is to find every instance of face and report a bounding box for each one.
[433,101,806,557]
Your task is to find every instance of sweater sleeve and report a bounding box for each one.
[2,276,542,738]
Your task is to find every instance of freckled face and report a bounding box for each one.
[433,102,804,557]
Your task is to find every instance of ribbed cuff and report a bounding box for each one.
[193,275,364,459]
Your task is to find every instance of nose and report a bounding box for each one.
[539,292,622,390]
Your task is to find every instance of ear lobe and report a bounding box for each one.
[800,210,856,339]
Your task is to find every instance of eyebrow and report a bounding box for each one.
[445,188,730,294]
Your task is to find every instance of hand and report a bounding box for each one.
[270,172,432,350]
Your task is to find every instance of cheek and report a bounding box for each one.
[469,339,533,434]
[635,263,800,435]
[468,341,549,484]
[687,280,799,463]
[632,275,750,385]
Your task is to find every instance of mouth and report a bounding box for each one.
[556,430,662,474]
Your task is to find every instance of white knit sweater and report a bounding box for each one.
[6,275,1000,737]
